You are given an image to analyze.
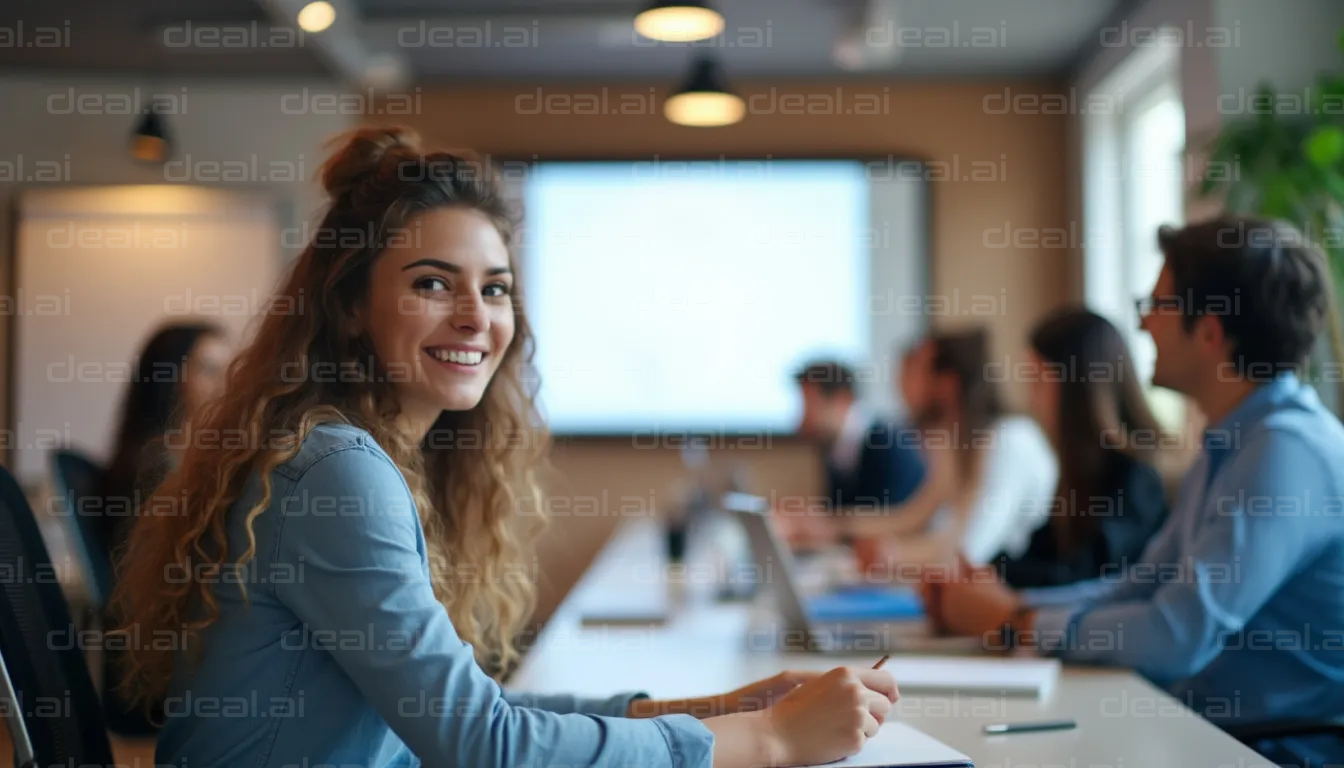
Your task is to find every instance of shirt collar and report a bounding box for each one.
[829,402,872,476]
[1202,372,1305,462]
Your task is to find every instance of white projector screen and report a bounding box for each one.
[519,160,926,434]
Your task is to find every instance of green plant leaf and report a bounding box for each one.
[1261,175,1302,218]
[1324,172,1344,204]
[1318,74,1344,103]
[1305,126,1344,168]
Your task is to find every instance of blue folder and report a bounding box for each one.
[805,585,925,621]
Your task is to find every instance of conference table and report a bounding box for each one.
[510,518,1273,767]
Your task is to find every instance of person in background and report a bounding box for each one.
[793,359,926,515]
[991,307,1168,588]
[923,218,1344,765]
[113,127,898,768]
[97,321,229,737]
[97,321,230,734]
[100,322,230,546]
[840,328,1059,567]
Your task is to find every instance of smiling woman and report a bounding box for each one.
[362,206,517,435]
[111,126,898,768]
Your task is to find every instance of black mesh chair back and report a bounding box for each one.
[50,450,112,609]
[0,461,114,765]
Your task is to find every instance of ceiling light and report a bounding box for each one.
[664,56,744,127]
[297,1,336,33]
[635,1,724,43]
[129,104,171,164]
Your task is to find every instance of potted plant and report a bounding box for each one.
[1199,30,1344,410]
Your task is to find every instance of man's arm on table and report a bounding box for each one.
[1024,432,1327,684]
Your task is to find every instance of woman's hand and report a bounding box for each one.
[772,502,838,548]
[720,670,821,713]
[763,666,899,766]
[853,536,897,574]
[627,671,823,719]
[921,554,1018,637]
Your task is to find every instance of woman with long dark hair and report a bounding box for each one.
[99,322,229,545]
[992,307,1168,587]
[113,127,896,768]
[98,321,229,734]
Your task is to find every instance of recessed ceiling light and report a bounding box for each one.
[297,1,336,33]
[635,1,724,43]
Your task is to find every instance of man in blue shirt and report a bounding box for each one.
[924,217,1344,752]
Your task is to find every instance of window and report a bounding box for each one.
[1084,40,1186,429]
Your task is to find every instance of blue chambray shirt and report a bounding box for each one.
[156,422,714,767]
[1026,374,1344,725]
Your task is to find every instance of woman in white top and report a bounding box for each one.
[836,329,1058,568]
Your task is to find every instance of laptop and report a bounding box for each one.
[722,492,982,654]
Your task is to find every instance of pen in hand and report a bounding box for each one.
[873,655,889,670]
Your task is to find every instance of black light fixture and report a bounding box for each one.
[635,1,724,43]
[664,55,744,127]
[129,101,171,164]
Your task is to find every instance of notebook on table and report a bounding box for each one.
[883,656,1061,699]
[813,721,973,768]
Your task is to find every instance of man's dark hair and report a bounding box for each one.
[1158,216,1335,378]
[793,360,856,398]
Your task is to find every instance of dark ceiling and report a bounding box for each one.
[0,0,1127,82]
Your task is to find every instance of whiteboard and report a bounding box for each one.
[518,160,927,433]
[15,186,281,484]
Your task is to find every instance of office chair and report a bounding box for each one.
[50,449,113,609]
[0,650,37,768]
[0,460,115,766]
[51,449,163,737]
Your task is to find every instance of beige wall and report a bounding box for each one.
[0,76,355,460]
[380,80,1073,629]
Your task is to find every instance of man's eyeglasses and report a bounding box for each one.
[1134,295,1184,318]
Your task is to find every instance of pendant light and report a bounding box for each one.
[635,1,724,43]
[664,55,744,127]
[297,1,337,33]
[129,101,171,163]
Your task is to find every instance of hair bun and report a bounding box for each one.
[320,126,422,200]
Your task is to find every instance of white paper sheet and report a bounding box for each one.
[822,721,972,768]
